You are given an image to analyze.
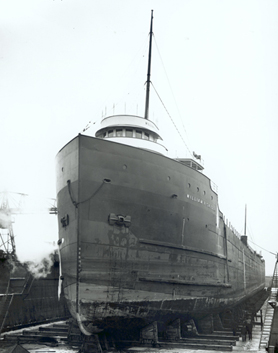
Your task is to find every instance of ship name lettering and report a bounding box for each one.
[186,194,215,211]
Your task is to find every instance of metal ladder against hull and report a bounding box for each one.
[259,258,278,350]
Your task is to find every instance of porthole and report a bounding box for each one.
[211,196,213,200]
[167,176,171,181]
[188,183,191,188]
[203,191,206,195]
[123,165,127,170]
[197,187,199,192]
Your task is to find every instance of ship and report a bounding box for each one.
[56,11,265,336]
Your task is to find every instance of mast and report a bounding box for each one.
[144,10,154,120]
[244,204,247,236]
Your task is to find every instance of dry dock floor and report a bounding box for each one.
[0,324,267,353]
[0,296,272,353]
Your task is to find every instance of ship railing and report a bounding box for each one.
[210,181,218,194]
[223,215,241,239]
[223,216,262,258]
[246,243,255,254]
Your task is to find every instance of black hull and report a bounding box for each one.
[56,134,265,333]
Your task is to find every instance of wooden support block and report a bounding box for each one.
[140,321,158,344]
[165,318,181,341]
[80,334,102,353]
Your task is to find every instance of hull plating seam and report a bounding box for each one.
[138,277,231,287]
[139,239,227,260]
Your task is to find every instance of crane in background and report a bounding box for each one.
[0,191,57,257]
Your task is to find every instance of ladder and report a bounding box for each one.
[259,256,278,349]
[271,257,278,289]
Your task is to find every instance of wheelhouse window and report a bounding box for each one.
[126,129,133,137]
[136,130,142,139]
[144,133,149,140]
[108,130,114,137]
[116,129,123,137]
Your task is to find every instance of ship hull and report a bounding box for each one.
[56,134,265,333]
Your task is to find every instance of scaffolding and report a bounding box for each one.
[271,255,278,289]
[0,194,17,255]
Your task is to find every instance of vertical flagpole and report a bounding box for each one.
[144,10,154,120]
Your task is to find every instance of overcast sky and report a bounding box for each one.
[1,0,278,275]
